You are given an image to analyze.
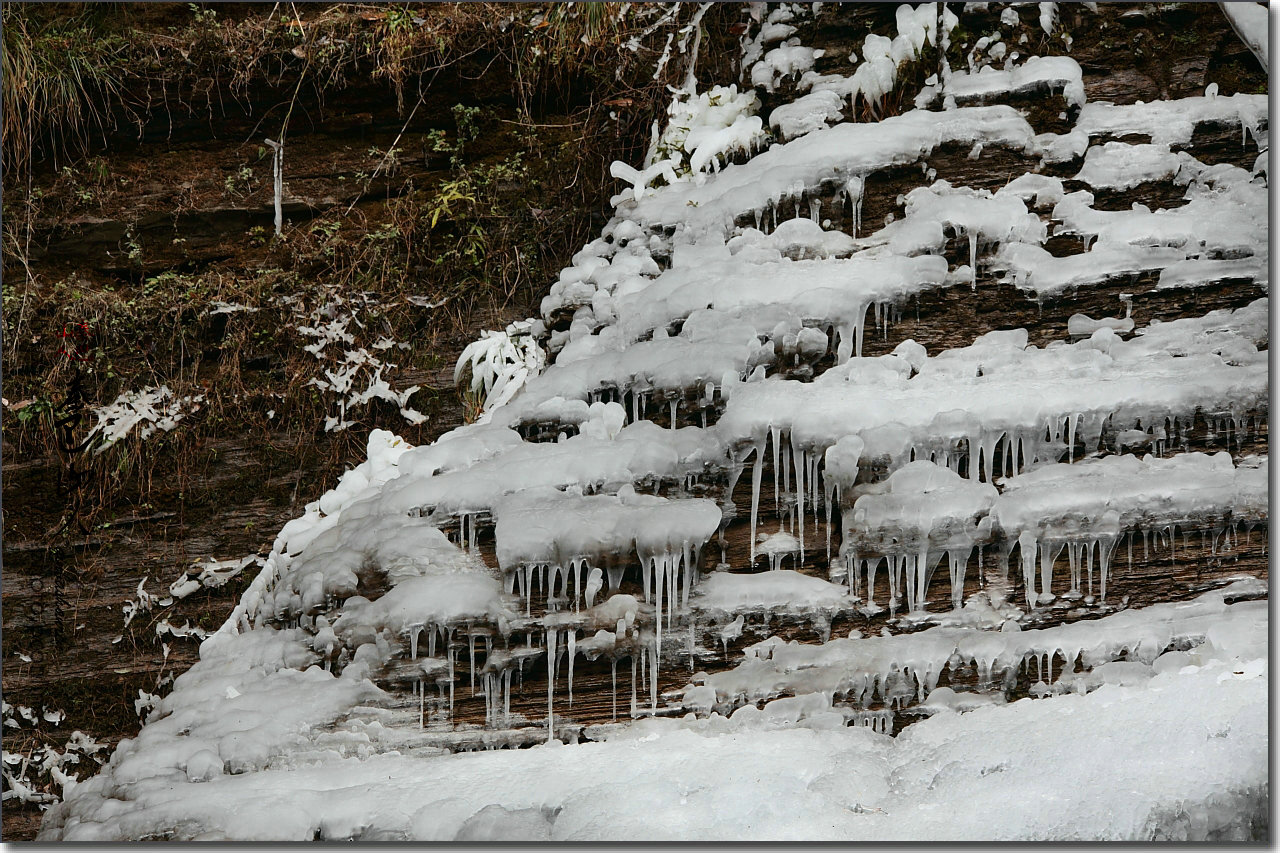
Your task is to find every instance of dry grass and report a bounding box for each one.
[1,6,132,179]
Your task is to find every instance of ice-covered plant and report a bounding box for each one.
[611,84,768,200]
[284,287,427,432]
[1,703,105,810]
[83,385,205,456]
[454,318,547,420]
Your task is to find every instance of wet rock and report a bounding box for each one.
[1169,56,1210,96]
[1083,67,1162,104]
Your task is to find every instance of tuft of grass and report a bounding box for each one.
[2,6,131,179]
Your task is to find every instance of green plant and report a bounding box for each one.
[123,224,143,266]
[442,104,483,168]
[426,129,449,153]
[384,7,415,35]
[13,395,66,428]
[188,3,218,31]
[424,179,477,230]
[366,223,402,242]
[223,164,257,198]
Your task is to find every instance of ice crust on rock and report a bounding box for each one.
[992,453,1267,604]
[719,299,1266,486]
[38,582,1267,841]
[694,569,852,619]
[623,105,1038,234]
[994,242,1188,296]
[843,461,998,611]
[688,580,1265,714]
[1072,92,1268,148]
[493,486,721,611]
[944,55,1085,107]
[769,89,846,140]
[1072,141,1199,190]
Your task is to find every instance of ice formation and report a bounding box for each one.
[1219,1,1268,70]
[615,84,769,203]
[454,319,548,416]
[769,89,846,140]
[943,55,1085,108]
[47,2,1268,842]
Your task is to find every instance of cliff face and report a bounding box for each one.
[5,1,1270,841]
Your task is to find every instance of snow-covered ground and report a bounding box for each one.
[38,1,1269,841]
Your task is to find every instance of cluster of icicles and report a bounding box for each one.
[383,522,718,732]
[748,173,868,238]
[717,416,1263,609]
[686,580,1267,720]
[394,617,685,733]
[379,489,1263,737]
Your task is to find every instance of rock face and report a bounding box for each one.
[28,2,1271,842]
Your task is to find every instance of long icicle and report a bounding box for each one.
[546,627,557,743]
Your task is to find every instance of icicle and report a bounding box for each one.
[1099,535,1116,601]
[770,427,784,530]
[468,631,477,693]
[567,629,576,708]
[655,555,665,677]
[630,654,638,717]
[809,196,822,221]
[585,566,603,609]
[854,300,868,358]
[611,658,619,721]
[916,549,930,611]
[504,668,511,723]
[794,443,807,560]
[447,641,456,720]
[825,485,836,565]
[545,627,557,742]
[1019,531,1038,608]
[949,548,968,609]
[968,231,977,289]
[846,175,864,238]
[681,540,693,611]
[1039,541,1063,601]
[650,635,660,712]
[1086,540,1095,596]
